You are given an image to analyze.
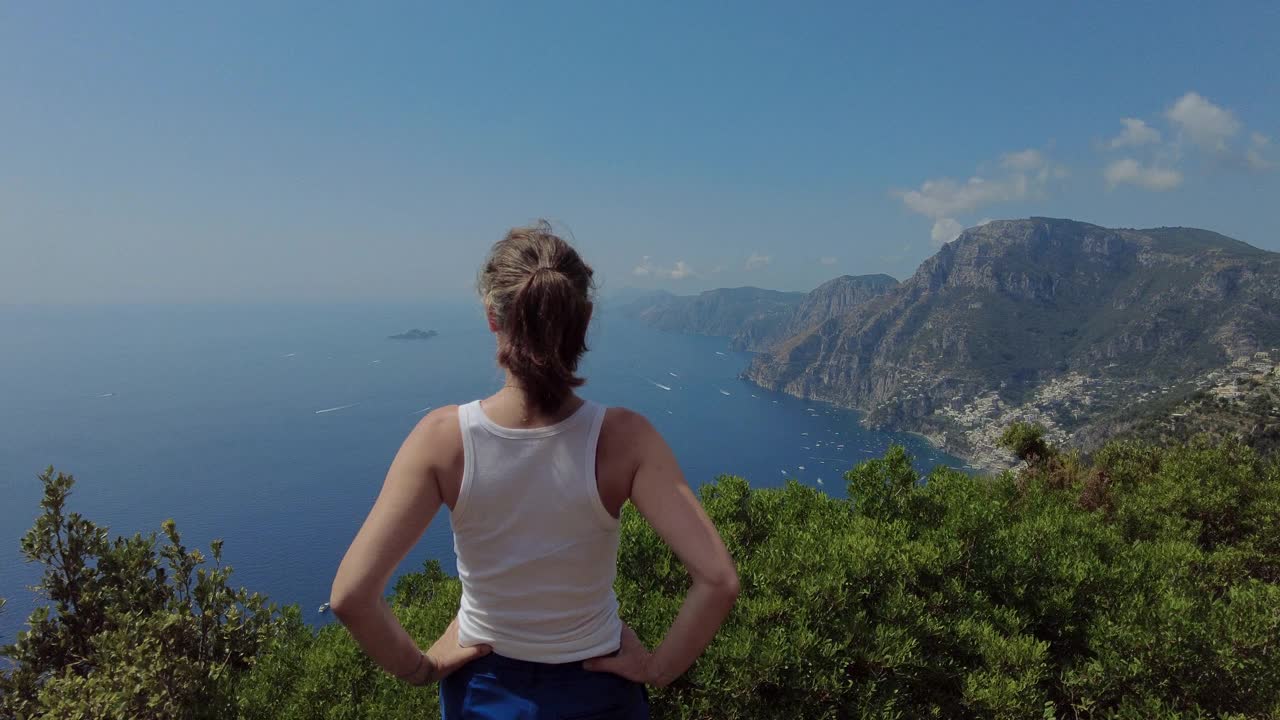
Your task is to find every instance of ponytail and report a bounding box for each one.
[478,222,594,415]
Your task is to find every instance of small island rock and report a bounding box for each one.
[388,328,439,341]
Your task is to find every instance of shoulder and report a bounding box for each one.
[405,405,464,461]
[598,406,663,461]
[595,406,664,504]
[600,405,658,438]
[417,404,462,435]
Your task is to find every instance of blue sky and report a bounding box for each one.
[2,2,1278,303]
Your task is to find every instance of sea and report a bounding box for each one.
[0,302,963,641]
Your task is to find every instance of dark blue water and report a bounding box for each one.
[0,303,961,640]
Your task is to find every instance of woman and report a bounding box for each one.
[329,222,740,718]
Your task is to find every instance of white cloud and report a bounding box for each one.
[1001,149,1046,171]
[1166,92,1240,153]
[1108,118,1162,148]
[819,256,837,266]
[898,148,1066,246]
[900,176,1020,218]
[745,252,772,270]
[1246,132,1274,171]
[669,260,695,279]
[930,218,964,245]
[898,147,1062,227]
[1104,158,1183,191]
[1102,93,1273,187]
[633,256,696,279]
[1246,149,1274,171]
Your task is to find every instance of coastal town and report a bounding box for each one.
[925,349,1280,471]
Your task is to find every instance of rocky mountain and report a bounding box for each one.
[745,218,1280,467]
[620,275,898,351]
[790,274,899,335]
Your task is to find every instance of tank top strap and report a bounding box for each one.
[581,401,615,530]
[453,400,483,519]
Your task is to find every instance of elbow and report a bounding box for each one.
[707,568,740,606]
[722,573,741,603]
[327,592,355,623]
[328,585,374,623]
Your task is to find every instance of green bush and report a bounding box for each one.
[0,469,280,720]
[5,437,1280,719]
[999,422,1052,465]
[238,439,1280,719]
[231,562,462,720]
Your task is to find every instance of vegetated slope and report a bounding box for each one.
[8,434,1280,718]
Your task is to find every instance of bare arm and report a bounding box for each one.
[585,411,739,687]
[329,407,488,682]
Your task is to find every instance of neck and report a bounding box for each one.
[500,371,527,399]
[485,372,581,428]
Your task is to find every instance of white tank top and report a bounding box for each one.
[452,398,623,663]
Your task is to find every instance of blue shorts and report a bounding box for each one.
[439,652,649,719]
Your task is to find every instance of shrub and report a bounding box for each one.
[0,469,280,720]
[6,436,1280,719]
[999,423,1052,465]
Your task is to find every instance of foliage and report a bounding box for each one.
[232,561,463,720]
[6,437,1280,718]
[0,468,280,720]
[241,438,1280,719]
[999,422,1052,465]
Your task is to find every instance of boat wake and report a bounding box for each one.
[315,403,359,415]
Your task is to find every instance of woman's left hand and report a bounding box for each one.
[422,616,492,682]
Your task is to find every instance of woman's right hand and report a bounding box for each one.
[423,616,492,682]
[582,623,655,685]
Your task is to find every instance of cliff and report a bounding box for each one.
[745,218,1280,466]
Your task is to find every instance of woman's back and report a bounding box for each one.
[330,222,737,719]
[452,398,622,663]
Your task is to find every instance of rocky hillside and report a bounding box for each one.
[790,274,899,334]
[620,275,897,351]
[1076,351,1280,457]
[745,218,1280,467]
